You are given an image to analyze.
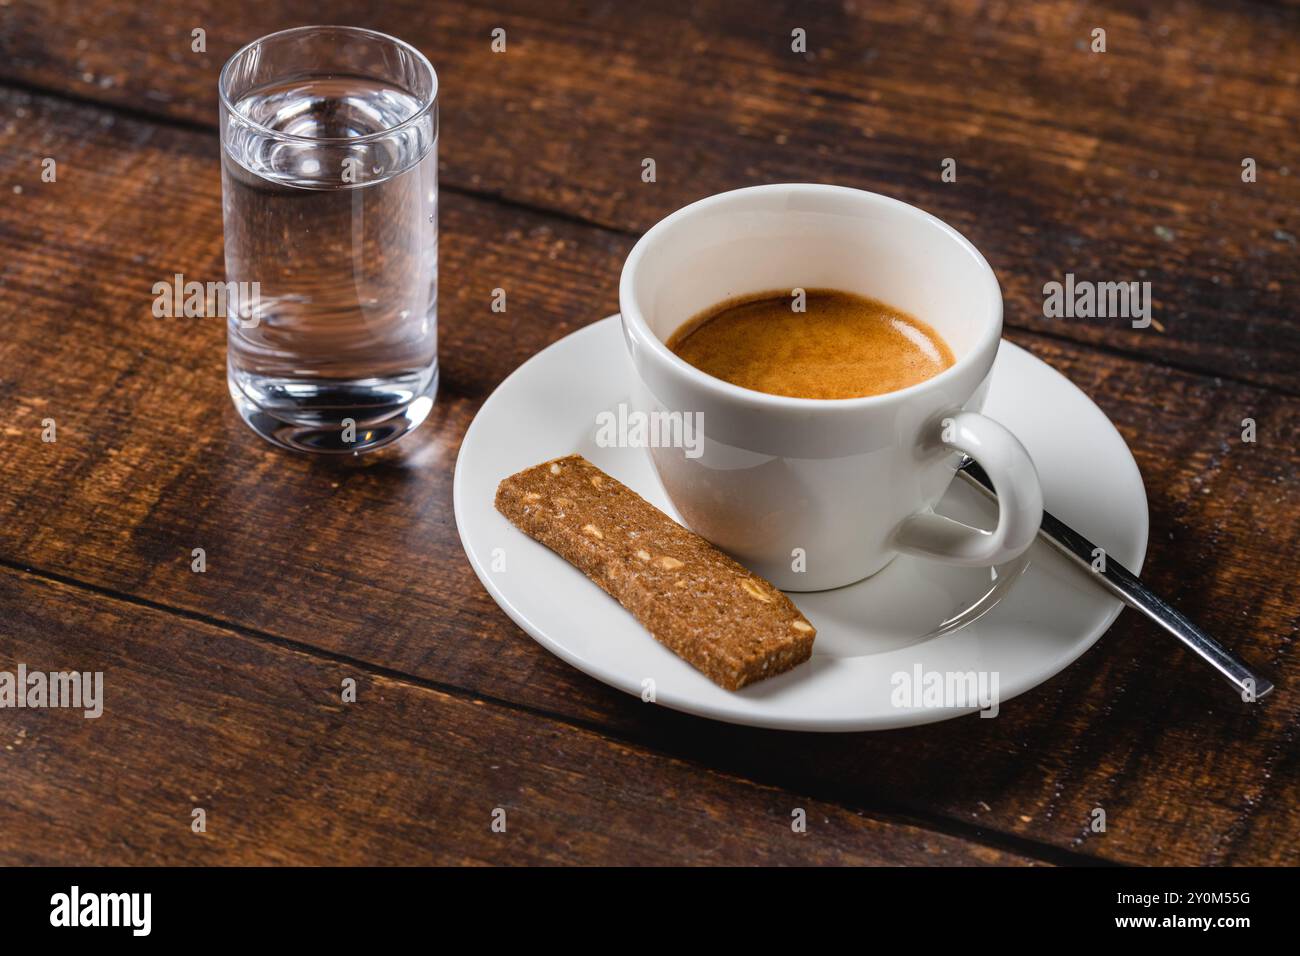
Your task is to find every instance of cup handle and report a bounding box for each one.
[893,410,1043,566]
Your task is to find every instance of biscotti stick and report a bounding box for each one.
[495,455,815,690]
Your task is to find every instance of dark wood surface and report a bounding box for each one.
[0,0,1296,865]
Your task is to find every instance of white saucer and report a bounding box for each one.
[454,317,1148,731]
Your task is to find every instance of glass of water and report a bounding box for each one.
[219,26,439,454]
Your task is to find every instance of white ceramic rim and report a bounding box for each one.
[618,183,1004,412]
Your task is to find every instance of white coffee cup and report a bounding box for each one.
[619,183,1043,591]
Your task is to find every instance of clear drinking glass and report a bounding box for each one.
[219,26,439,453]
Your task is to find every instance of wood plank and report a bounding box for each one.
[1,87,1298,866]
[1,0,1297,389]
[0,567,1035,865]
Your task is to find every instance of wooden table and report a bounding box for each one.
[0,0,1296,866]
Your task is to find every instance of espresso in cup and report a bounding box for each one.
[620,184,1042,590]
[667,289,954,400]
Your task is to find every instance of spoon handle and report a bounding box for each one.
[956,458,1274,701]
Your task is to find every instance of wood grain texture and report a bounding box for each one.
[1,0,1297,389]
[1,87,1296,865]
[0,568,1039,865]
